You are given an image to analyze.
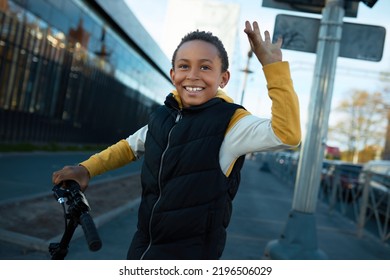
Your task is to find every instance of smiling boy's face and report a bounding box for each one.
[170,40,230,108]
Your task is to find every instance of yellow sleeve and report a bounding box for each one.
[264,61,301,146]
[80,139,136,178]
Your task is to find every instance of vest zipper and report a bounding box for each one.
[140,110,182,259]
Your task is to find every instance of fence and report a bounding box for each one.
[258,151,390,243]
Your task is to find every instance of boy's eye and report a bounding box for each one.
[200,65,210,70]
[177,64,189,70]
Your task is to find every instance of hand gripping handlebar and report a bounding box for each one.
[49,180,102,259]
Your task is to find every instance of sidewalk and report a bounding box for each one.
[1,157,390,260]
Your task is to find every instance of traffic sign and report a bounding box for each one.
[262,0,359,17]
[272,14,386,61]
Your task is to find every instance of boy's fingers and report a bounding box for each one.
[252,21,261,37]
[52,166,71,184]
[244,20,253,35]
[264,30,271,42]
[276,36,283,48]
[52,171,65,185]
[52,171,61,184]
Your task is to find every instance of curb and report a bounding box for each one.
[0,197,141,252]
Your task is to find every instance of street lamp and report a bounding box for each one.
[239,49,253,105]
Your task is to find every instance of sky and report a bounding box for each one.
[124,0,390,148]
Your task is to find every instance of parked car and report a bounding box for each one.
[257,150,300,181]
[320,160,363,202]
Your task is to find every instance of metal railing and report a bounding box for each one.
[357,172,390,242]
[258,152,390,243]
[318,162,362,222]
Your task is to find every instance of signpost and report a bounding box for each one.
[262,0,385,259]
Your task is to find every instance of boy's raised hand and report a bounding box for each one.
[244,21,283,66]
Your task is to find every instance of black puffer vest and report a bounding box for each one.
[127,94,245,260]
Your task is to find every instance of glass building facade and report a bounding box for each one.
[0,0,173,144]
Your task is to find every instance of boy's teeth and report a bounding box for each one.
[186,87,202,91]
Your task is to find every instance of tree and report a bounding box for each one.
[328,90,387,163]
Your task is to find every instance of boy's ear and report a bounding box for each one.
[170,68,175,85]
[220,70,230,88]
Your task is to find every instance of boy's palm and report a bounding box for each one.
[244,21,282,66]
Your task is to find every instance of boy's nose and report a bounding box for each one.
[186,68,200,80]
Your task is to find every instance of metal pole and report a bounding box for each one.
[240,50,253,105]
[357,172,371,238]
[265,0,344,259]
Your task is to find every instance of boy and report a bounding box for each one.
[52,21,301,259]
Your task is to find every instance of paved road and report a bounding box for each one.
[1,155,390,260]
[0,152,142,202]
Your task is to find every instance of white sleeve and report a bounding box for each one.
[219,115,293,174]
[126,125,148,159]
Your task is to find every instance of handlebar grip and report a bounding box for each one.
[79,212,102,251]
